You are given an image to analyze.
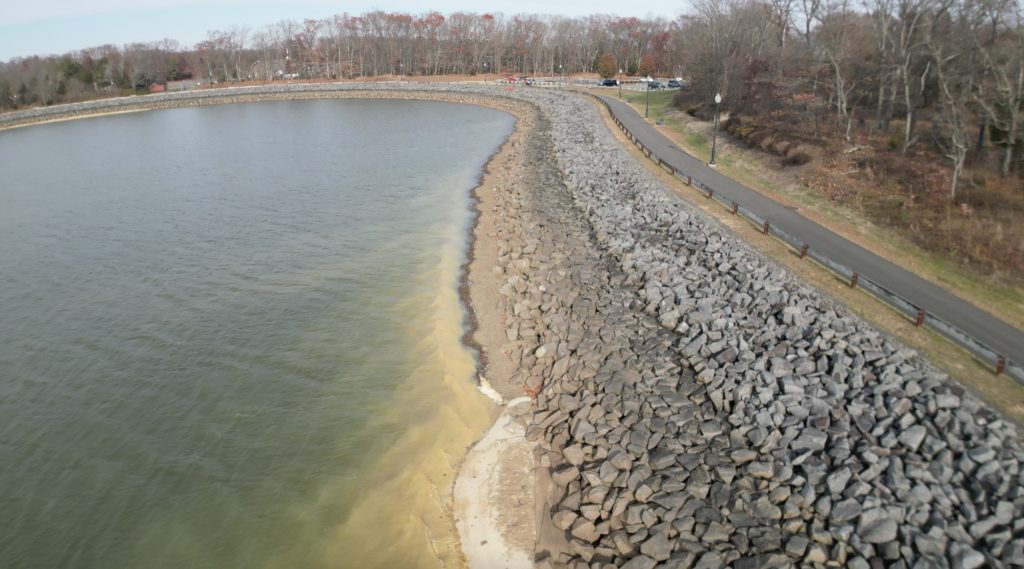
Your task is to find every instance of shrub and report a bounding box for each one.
[734,126,755,139]
[746,129,771,148]
[782,152,812,166]
[887,132,901,150]
[863,192,910,227]
[673,89,698,109]
[887,121,906,150]
[963,185,1024,213]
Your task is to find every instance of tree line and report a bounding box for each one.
[0,3,1020,194]
[677,0,1023,195]
[0,12,678,106]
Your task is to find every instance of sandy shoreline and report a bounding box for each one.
[455,97,547,569]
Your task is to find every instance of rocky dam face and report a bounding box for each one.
[471,86,1023,569]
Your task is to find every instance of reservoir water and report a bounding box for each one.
[0,99,515,569]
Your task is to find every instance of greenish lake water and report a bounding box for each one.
[0,99,514,569]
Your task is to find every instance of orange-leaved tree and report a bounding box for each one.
[637,53,655,77]
[596,52,618,78]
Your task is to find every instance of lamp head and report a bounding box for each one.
[715,93,722,104]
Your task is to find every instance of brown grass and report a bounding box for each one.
[717,115,1024,286]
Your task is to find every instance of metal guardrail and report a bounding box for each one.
[591,95,1024,385]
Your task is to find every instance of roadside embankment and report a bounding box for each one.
[8,84,1023,568]
[506,88,1024,568]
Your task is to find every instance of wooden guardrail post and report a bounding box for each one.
[915,309,926,327]
[731,202,739,215]
[997,355,1007,375]
[762,220,770,235]
[687,176,692,186]
[800,243,808,259]
[706,189,714,200]
[850,273,859,287]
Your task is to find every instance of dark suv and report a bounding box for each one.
[599,79,618,87]
[667,79,681,89]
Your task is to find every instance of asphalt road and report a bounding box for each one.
[597,93,1023,371]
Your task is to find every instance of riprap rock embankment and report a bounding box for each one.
[488,88,1024,569]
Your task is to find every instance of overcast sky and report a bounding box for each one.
[0,0,687,61]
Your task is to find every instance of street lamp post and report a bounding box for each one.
[618,68,623,99]
[559,64,563,87]
[644,76,652,118]
[709,92,723,167]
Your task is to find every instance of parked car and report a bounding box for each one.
[599,79,618,87]
[647,80,664,90]
[667,79,682,89]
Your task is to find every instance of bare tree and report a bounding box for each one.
[929,1,981,199]
[798,0,824,43]
[973,0,1024,175]
[869,0,897,131]
[818,0,863,141]
[894,0,941,153]
[687,0,779,101]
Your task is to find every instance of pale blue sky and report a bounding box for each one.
[0,0,686,61]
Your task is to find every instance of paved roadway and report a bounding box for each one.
[597,94,1024,370]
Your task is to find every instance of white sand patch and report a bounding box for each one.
[477,375,505,405]
[455,397,535,569]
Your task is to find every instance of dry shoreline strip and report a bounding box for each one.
[7,84,1024,569]
[455,94,541,569]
